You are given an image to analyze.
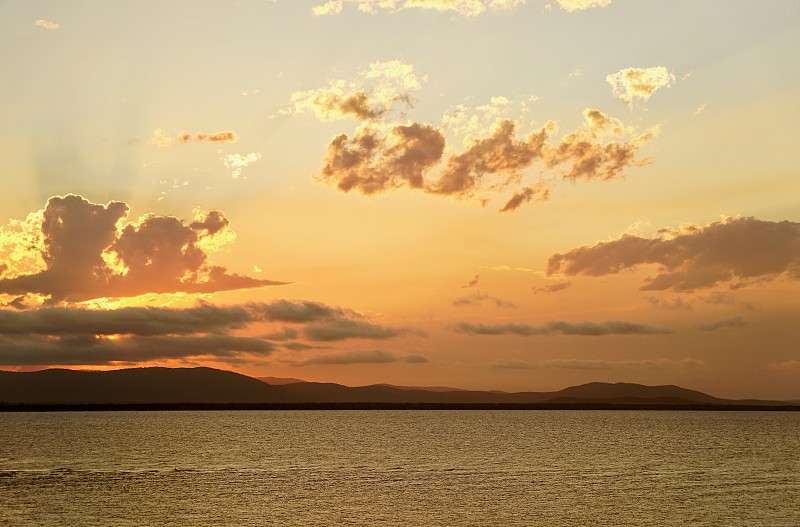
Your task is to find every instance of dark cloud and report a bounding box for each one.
[0,334,275,366]
[303,319,404,341]
[457,320,671,336]
[500,183,550,212]
[0,195,285,303]
[0,300,406,366]
[696,316,746,332]
[547,217,800,291]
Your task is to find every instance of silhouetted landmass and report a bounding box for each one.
[0,367,797,409]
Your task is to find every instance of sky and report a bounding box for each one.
[1,0,799,399]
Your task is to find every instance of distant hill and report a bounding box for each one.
[0,367,795,407]
[258,376,307,385]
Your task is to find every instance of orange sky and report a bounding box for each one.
[1,0,799,399]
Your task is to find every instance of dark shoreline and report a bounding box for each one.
[1,402,798,412]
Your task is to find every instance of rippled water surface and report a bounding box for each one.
[1,410,798,526]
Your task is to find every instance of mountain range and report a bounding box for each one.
[1,367,797,408]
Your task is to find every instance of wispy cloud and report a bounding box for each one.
[34,19,60,30]
[457,320,671,336]
[153,130,238,147]
[696,316,745,332]
[311,0,525,17]
[289,349,428,366]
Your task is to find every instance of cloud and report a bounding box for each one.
[457,320,671,336]
[430,119,553,195]
[546,217,800,291]
[696,316,745,332]
[311,0,525,17]
[606,67,676,106]
[492,356,705,370]
[461,274,480,288]
[646,296,693,311]
[451,291,516,308]
[222,152,262,180]
[303,319,405,341]
[0,195,285,303]
[491,359,535,369]
[34,19,60,30]
[545,109,658,182]
[555,0,611,12]
[318,104,656,211]
[500,183,550,212]
[290,349,428,366]
[319,122,446,194]
[532,281,571,294]
[0,300,407,366]
[540,357,706,370]
[285,61,421,122]
[153,130,238,147]
[0,334,276,366]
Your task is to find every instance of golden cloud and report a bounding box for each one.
[312,0,525,17]
[606,66,676,106]
[555,0,611,12]
[0,195,286,304]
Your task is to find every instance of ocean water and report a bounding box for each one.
[0,410,798,526]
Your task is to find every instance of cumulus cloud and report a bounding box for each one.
[319,122,446,194]
[153,130,238,147]
[555,0,610,12]
[0,300,407,366]
[606,67,676,106]
[532,281,571,294]
[547,217,800,291]
[311,0,525,17]
[318,104,656,211]
[457,320,670,336]
[285,60,421,122]
[0,195,285,303]
[696,316,745,332]
[34,19,60,30]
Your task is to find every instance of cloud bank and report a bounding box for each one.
[547,217,800,291]
[0,300,409,366]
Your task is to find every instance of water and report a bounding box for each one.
[1,410,798,526]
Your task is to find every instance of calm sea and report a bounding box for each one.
[1,410,798,526]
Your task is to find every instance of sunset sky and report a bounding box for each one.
[1,0,799,399]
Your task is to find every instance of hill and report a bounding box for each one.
[0,367,795,407]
